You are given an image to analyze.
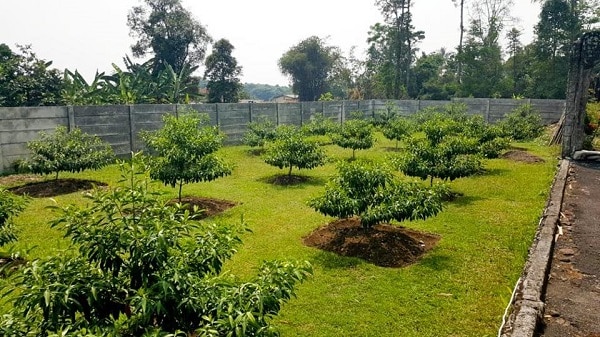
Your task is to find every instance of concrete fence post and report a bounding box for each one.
[128,105,135,155]
[371,99,375,120]
[486,99,491,123]
[67,106,75,131]
[249,102,253,123]
[216,104,220,127]
[276,103,280,126]
[300,102,304,126]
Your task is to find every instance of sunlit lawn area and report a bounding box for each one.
[1,132,560,336]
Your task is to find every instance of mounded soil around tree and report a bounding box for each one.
[168,196,237,218]
[303,217,440,268]
[264,174,311,186]
[501,150,545,163]
[7,178,108,197]
[1,175,237,219]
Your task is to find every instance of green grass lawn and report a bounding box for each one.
[1,133,560,337]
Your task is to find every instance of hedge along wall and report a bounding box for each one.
[0,98,565,174]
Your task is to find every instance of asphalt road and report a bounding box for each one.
[538,161,600,337]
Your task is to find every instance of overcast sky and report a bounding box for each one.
[0,1,541,86]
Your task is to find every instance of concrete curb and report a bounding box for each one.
[501,159,570,337]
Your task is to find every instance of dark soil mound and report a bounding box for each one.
[168,196,237,218]
[501,150,545,163]
[8,178,108,197]
[303,218,440,268]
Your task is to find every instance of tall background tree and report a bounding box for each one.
[278,36,337,101]
[505,27,525,95]
[366,0,424,99]
[526,0,583,98]
[452,0,466,83]
[411,49,458,99]
[0,44,62,107]
[127,0,211,75]
[204,39,243,103]
[458,0,513,97]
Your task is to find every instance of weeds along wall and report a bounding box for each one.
[0,98,565,174]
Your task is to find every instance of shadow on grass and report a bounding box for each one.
[418,254,455,272]
[309,250,365,270]
[478,167,510,177]
[446,195,485,208]
[509,145,529,151]
[246,148,266,156]
[257,174,327,188]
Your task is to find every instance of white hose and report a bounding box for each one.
[498,276,522,337]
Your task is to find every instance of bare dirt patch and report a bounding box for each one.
[168,196,237,219]
[303,217,440,268]
[8,178,108,198]
[501,150,545,163]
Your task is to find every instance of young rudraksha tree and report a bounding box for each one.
[141,110,232,202]
[24,126,114,180]
[309,159,444,229]
[264,125,327,179]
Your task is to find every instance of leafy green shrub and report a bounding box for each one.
[416,107,508,158]
[381,116,414,149]
[585,102,600,135]
[498,104,544,141]
[331,113,374,159]
[301,112,339,136]
[265,125,327,177]
[318,92,334,101]
[410,103,468,126]
[0,188,27,248]
[420,113,463,145]
[462,115,510,158]
[0,155,312,336]
[308,160,444,229]
[373,101,398,127]
[396,136,483,186]
[23,126,115,180]
[141,110,232,202]
[243,115,277,148]
[584,102,600,150]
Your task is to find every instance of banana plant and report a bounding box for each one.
[103,56,163,104]
[61,69,107,105]
[157,61,199,104]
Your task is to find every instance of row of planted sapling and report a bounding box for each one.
[242,102,541,188]
[0,103,545,336]
[1,155,313,336]
[0,110,314,336]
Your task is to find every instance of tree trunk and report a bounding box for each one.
[405,0,412,91]
[458,0,465,84]
[178,181,183,203]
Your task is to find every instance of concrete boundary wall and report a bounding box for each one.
[0,98,565,174]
